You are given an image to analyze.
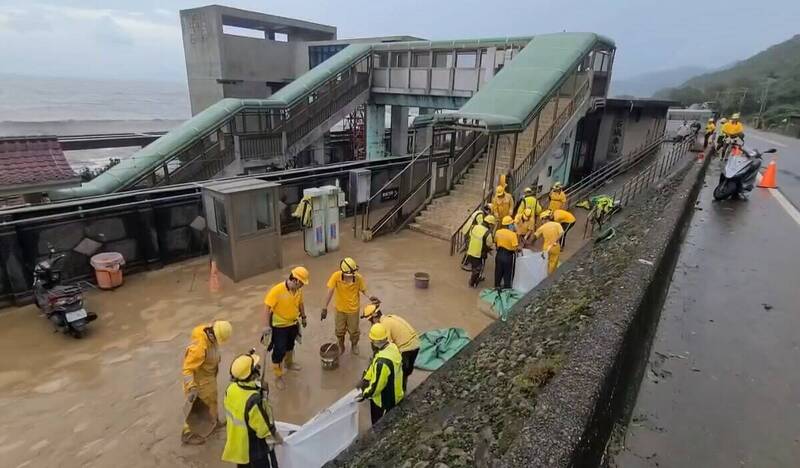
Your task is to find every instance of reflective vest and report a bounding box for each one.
[466,224,492,258]
[361,343,404,409]
[222,382,276,465]
[516,195,543,217]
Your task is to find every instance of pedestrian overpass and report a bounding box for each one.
[51,33,614,249]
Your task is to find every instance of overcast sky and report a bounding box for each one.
[1,0,798,82]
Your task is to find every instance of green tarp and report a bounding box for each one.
[479,288,524,321]
[414,328,471,371]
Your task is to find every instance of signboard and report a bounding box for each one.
[380,187,399,202]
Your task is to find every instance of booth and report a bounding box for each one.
[202,179,282,282]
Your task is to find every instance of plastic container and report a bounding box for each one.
[320,343,340,370]
[414,272,430,289]
[90,252,125,290]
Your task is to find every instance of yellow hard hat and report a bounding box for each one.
[212,320,232,344]
[524,187,533,195]
[731,112,740,120]
[552,182,563,190]
[720,117,728,123]
[502,216,514,226]
[340,257,358,274]
[522,208,533,219]
[362,303,381,319]
[484,215,497,225]
[230,352,260,380]
[368,323,388,342]
[495,185,505,196]
[539,210,553,220]
[290,266,309,284]
[708,117,714,122]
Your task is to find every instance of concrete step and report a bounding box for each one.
[408,222,454,241]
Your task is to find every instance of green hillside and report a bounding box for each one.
[655,34,800,127]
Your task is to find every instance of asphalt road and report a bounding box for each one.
[746,128,800,207]
[613,168,800,467]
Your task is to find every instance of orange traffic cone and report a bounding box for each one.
[209,261,221,293]
[758,159,778,188]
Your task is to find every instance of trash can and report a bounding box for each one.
[90,252,125,290]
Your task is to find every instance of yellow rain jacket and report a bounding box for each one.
[548,190,567,211]
[722,121,744,137]
[182,324,220,421]
[293,196,313,228]
[221,381,277,465]
[705,122,716,134]
[362,343,404,409]
[492,193,514,221]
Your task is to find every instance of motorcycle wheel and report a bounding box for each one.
[713,179,737,200]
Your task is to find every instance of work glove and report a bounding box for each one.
[272,432,285,445]
[260,326,272,345]
[301,316,307,328]
[321,308,328,321]
[187,386,199,404]
[354,393,366,403]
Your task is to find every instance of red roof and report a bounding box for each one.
[0,137,79,190]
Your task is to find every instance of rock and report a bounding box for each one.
[450,448,468,458]
[400,461,414,468]
[416,444,434,457]
[437,447,449,460]
[413,462,430,468]
[443,426,455,436]
[517,353,526,362]
[434,463,450,468]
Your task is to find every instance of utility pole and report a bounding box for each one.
[757,78,775,129]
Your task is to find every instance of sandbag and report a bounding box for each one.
[415,328,471,371]
[479,289,524,321]
[512,249,547,294]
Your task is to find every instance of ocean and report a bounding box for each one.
[0,74,190,171]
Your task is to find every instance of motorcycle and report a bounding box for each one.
[33,248,97,338]
[713,147,776,201]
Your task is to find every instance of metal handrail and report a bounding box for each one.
[359,144,432,234]
[369,173,432,238]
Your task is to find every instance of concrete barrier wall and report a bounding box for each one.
[328,150,708,467]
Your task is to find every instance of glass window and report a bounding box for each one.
[254,192,274,231]
[374,52,389,68]
[214,198,228,236]
[392,52,409,67]
[433,51,453,68]
[456,52,477,68]
[412,52,430,67]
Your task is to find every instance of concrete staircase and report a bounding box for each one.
[409,151,510,241]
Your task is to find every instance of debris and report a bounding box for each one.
[762,303,773,311]
[691,368,701,372]
[637,258,654,266]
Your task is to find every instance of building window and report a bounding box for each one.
[373,52,389,68]
[456,52,477,68]
[309,44,348,69]
[412,52,430,67]
[274,32,288,42]
[214,198,228,236]
[433,51,453,68]
[392,52,410,68]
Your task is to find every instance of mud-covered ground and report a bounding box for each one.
[334,162,696,468]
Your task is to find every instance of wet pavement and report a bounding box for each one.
[612,169,800,467]
[747,129,800,207]
[0,213,590,468]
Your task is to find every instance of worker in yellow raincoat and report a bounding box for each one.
[534,211,564,275]
[182,320,232,444]
[491,185,514,223]
[547,182,567,211]
[514,208,535,246]
[515,187,544,218]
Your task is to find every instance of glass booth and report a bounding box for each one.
[202,179,282,282]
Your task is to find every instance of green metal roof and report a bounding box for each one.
[417,32,614,132]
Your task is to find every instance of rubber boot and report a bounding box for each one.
[285,351,302,371]
[351,337,360,355]
[337,337,346,356]
[273,363,286,390]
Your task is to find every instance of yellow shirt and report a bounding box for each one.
[380,314,420,352]
[553,209,576,224]
[264,281,303,327]
[722,121,744,136]
[705,122,716,133]
[495,228,519,251]
[534,221,564,251]
[326,271,366,313]
[548,191,567,211]
[514,213,535,237]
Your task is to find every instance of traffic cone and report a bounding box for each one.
[209,261,221,293]
[758,160,778,188]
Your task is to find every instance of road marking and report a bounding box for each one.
[768,188,800,227]
[748,133,788,148]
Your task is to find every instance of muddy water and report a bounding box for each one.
[0,227,500,467]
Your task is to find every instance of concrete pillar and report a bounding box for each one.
[312,135,326,165]
[390,106,409,156]
[366,103,386,160]
[414,125,433,153]
[134,198,162,270]
[0,225,30,304]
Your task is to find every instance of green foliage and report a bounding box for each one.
[656,34,800,126]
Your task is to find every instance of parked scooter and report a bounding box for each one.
[33,248,97,338]
[713,147,776,201]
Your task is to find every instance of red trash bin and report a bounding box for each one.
[90,252,125,289]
